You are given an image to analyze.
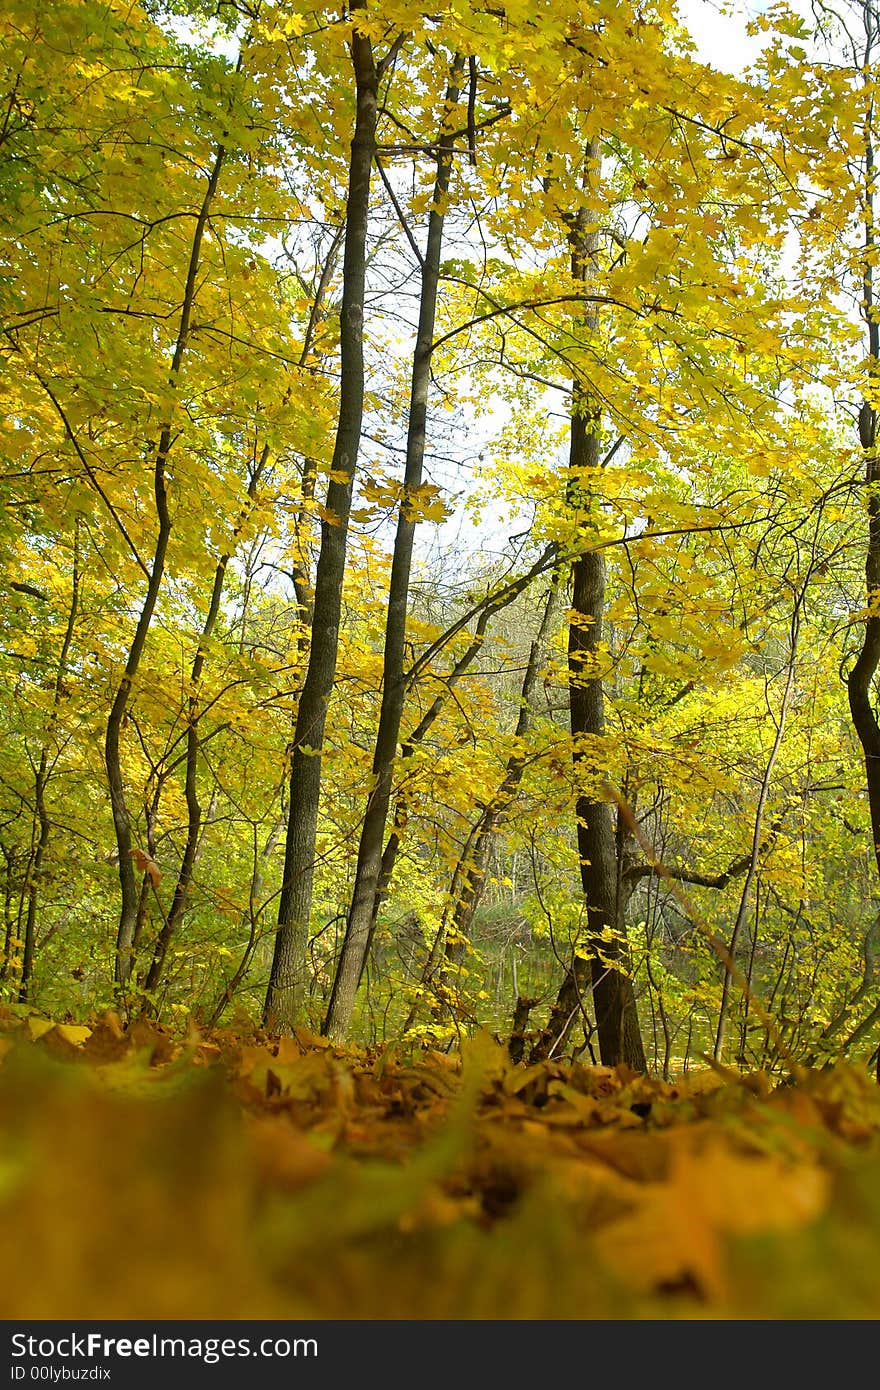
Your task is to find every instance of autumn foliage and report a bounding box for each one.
[3,1007,880,1320]
[6,0,880,1323]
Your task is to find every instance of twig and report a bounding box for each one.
[605,784,804,1083]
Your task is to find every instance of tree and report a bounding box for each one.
[323,51,468,1041]
[836,2,880,886]
[263,8,389,1031]
[4,0,880,1081]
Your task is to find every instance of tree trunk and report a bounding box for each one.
[324,54,465,1042]
[542,491,645,1069]
[367,547,558,932]
[108,143,226,992]
[142,445,270,1003]
[530,182,646,1072]
[263,22,379,1032]
[404,576,561,1031]
[848,394,880,884]
[18,525,80,1004]
[449,575,561,944]
[713,610,799,1060]
[207,816,284,1027]
[845,10,880,1087]
[846,3,880,875]
[845,2,878,867]
[0,845,18,986]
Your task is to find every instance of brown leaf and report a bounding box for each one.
[129,847,161,887]
[81,1013,130,1064]
[245,1112,331,1191]
[126,1017,176,1066]
[36,1026,84,1061]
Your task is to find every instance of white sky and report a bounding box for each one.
[677,0,763,70]
[435,0,826,561]
[676,0,814,71]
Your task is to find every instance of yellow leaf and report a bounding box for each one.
[55,1024,92,1047]
[26,1017,55,1041]
[596,1134,828,1300]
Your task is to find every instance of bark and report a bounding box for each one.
[18,527,80,1003]
[713,615,799,1060]
[404,575,562,1032]
[508,995,539,1064]
[364,545,560,980]
[567,488,644,1070]
[225,243,340,1001]
[108,142,226,992]
[142,445,271,1002]
[263,22,380,1032]
[848,2,880,888]
[529,180,646,1071]
[531,485,633,1065]
[324,53,466,1042]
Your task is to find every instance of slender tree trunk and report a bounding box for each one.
[324,54,466,1042]
[404,576,561,1031]
[848,404,880,884]
[646,960,672,1080]
[448,575,561,945]
[108,142,226,992]
[207,816,284,1027]
[364,545,559,983]
[825,3,880,1081]
[848,5,880,893]
[142,445,271,1001]
[18,766,49,1006]
[0,845,17,986]
[530,181,646,1071]
[290,224,345,639]
[566,485,642,1069]
[714,606,799,1060]
[263,23,380,1032]
[18,526,80,1003]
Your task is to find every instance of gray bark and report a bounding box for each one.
[108,143,226,992]
[324,53,466,1042]
[263,23,380,1032]
[529,184,646,1071]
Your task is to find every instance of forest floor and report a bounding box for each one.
[2,1005,880,1320]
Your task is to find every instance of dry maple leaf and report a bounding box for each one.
[595,1132,829,1303]
[129,847,161,888]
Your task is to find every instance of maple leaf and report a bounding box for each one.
[128,847,161,888]
[595,1133,829,1302]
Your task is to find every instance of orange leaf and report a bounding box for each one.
[129,847,161,888]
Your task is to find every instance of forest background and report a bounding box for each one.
[5,0,880,1084]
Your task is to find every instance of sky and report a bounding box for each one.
[677,0,815,71]
[430,0,827,565]
[678,0,767,69]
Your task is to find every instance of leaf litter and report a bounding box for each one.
[2,1005,880,1319]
